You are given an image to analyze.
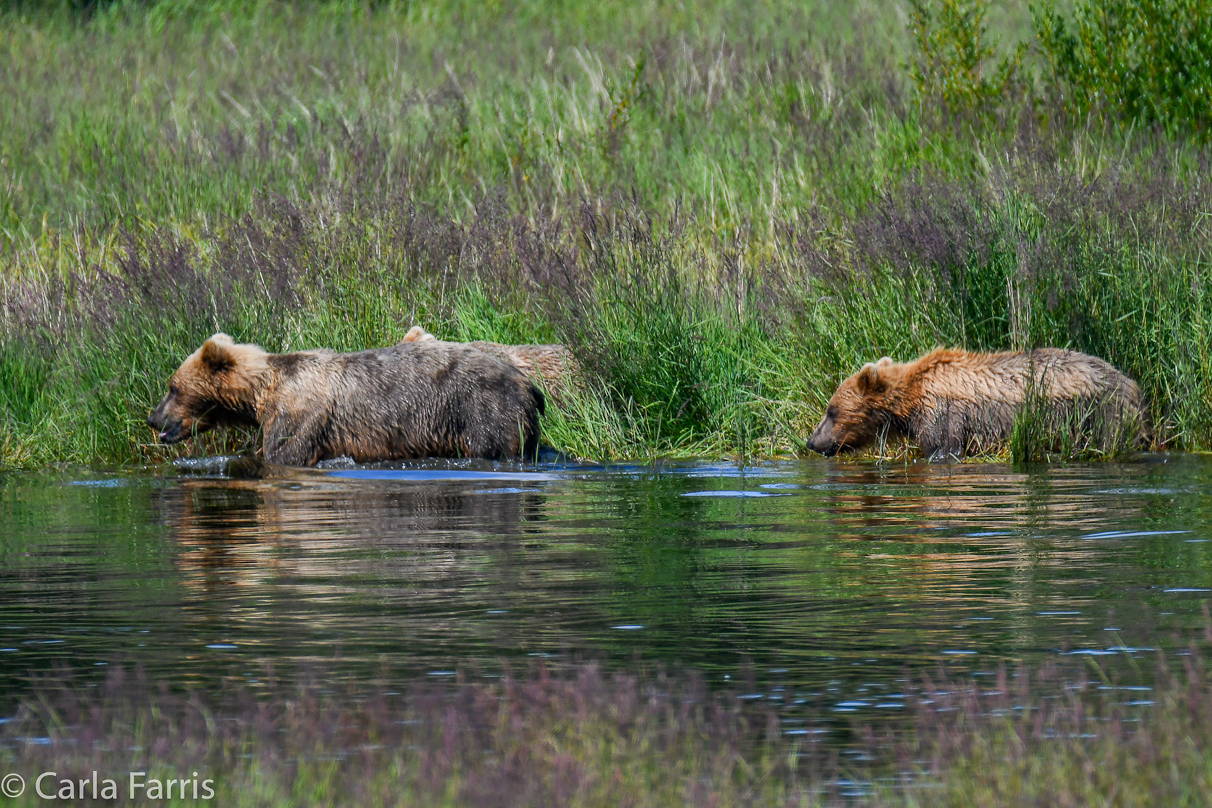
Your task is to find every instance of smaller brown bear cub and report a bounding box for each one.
[807,348,1149,459]
[148,333,545,466]
[401,326,581,405]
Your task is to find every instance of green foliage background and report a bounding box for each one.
[1,0,1210,466]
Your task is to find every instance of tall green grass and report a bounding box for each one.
[1,0,1210,467]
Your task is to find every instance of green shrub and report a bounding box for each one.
[1033,0,1212,136]
[905,0,1025,120]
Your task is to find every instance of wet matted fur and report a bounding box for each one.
[148,333,545,466]
[402,326,581,405]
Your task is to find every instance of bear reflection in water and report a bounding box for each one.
[155,470,550,597]
[813,461,1155,562]
[816,463,1125,532]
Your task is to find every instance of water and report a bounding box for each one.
[3,455,1212,721]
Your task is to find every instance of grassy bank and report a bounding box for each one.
[1,0,1211,466]
[5,650,1212,806]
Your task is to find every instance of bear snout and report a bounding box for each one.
[147,398,186,443]
[147,406,164,434]
[806,423,838,456]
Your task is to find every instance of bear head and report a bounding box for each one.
[147,333,269,445]
[806,357,898,456]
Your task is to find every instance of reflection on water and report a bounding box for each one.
[2,456,1212,722]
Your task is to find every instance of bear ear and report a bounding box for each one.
[200,334,237,372]
[855,362,884,395]
[876,356,893,368]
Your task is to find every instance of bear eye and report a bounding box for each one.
[169,385,179,397]
[826,405,838,420]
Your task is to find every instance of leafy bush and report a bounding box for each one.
[1033,0,1212,136]
[905,0,1025,120]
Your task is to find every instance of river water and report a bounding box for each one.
[3,455,1211,723]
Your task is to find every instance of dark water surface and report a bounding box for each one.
[3,455,1212,723]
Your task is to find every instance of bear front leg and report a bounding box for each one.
[261,414,325,467]
[915,404,967,461]
[935,422,969,461]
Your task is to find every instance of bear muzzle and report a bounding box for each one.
[807,437,839,457]
[147,399,189,444]
[806,422,840,457]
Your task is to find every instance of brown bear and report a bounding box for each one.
[402,326,582,405]
[147,333,545,466]
[806,348,1148,459]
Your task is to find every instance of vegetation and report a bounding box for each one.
[1033,0,1212,135]
[1,0,1211,466]
[5,648,1212,806]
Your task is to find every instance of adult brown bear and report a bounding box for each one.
[147,333,545,466]
[806,348,1149,459]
